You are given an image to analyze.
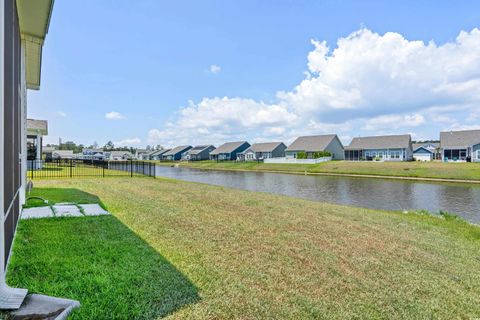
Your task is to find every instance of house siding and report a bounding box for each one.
[363,148,407,161]
[473,143,480,162]
[325,137,345,160]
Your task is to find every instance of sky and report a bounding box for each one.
[29,0,480,148]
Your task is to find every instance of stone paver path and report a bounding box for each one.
[21,204,110,220]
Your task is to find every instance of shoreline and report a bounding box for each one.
[156,162,480,184]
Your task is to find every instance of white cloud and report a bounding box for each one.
[57,111,67,117]
[210,64,221,74]
[279,28,480,122]
[105,111,126,120]
[148,28,480,145]
[115,137,141,146]
[363,114,425,131]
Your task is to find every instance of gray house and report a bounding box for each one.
[238,142,287,161]
[149,148,170,160]
[344,134,413,161]
[285,134,344,160]
[210,141,250,161]
[412,142,440,161]
[440,129,480,162]
[184,145,216,161]
[162,145,192,161]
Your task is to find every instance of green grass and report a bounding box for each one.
[158,160,480,181]
[8,177,480,319]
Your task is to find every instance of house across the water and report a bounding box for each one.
[105,151,134,161]
[52,150,74,160]
[412,142,440,161]
[440,129,480,162]
[344,134,413,161]
[162,145,192,161]
[285,134,344,160]
[209,141,250,161]
[237,142,287,161]
[184,145,216,161]
[149,148,170,160]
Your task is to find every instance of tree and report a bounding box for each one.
[104,141,115,151]
[155,144,163,150]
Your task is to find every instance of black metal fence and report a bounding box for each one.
[28,159,156,179]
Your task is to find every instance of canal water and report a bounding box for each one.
[155,166,480,223]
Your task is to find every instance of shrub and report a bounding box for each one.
[296,152,307,159]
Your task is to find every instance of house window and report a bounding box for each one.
[477,150,480,160]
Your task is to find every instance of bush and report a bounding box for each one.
[296,152,307,159]
[312,151,331,158]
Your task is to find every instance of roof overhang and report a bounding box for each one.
[16,0,54,90]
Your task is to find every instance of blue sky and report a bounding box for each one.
[29,0,480,147]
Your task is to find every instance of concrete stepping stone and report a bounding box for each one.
[21,206,54,219]
[53,205,84,217]
[79,204,110,216]
[7,293,80,320]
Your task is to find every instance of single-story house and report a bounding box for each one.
[184,145,216,161]
[412,142,440,161]
[440,129,480,162]
[42,146,56,161]
[162,145,192,161]
[344,134,413,161]
[210,141,250,161]
[26,119,48,162]
[237,142,287,161]
[52,150,74,160]
[105,151,133,161]
[135,149,150,160]
[285,134,344,160]
[82,148,105,160]
[149,148,170,160]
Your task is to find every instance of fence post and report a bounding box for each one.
[69,159,73,178]
[103,161,105,177]
[130,160,133,177]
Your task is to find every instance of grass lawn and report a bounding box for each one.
[158,160,480,181]
[7,177,480,319]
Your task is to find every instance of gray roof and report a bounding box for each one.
[27,119,48,135]
[285,135,339,152]
[163,145,191,156]
[346,134,411,150]
[243,142,285,153]
[440,130,480,148]
[412,142,439,151]
[52,150,74,158]
[210,141,249,155]
[187,145,215,155]
[150,148,170,156]
[109,151,133,157]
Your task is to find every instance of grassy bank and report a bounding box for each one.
[8,177,480,319]
[157,160,480,181]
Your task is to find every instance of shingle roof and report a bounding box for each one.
[210,141,249,155]
[243,142,285,153]
[346,134,411,150]
[412,142,439,151]
[187,145,215,155]
[150,148,170,156]
[163,145,191,156]
[440,130,480,148]
[52,150,73,158]
[285,135,339,152]
[26,119,48,135]
[109,151,133,157]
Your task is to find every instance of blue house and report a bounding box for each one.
[162,145,192,161]
[440,130,480,162]
[209,141,250,161]
[344,134,413,161]
[412,142,439,161]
